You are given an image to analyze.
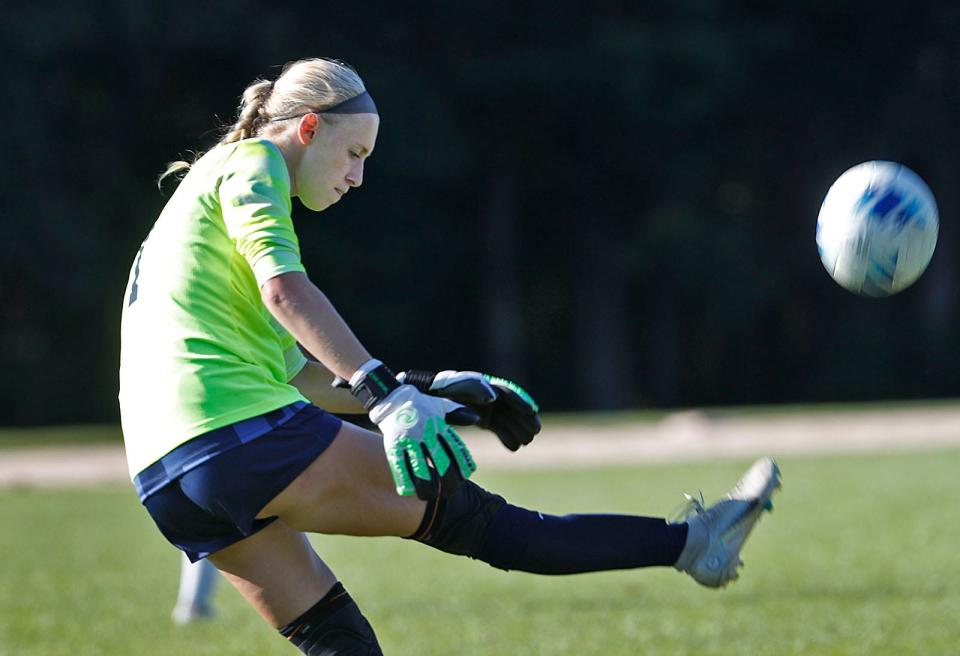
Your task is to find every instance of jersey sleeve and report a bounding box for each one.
[219,140,307,286]
[267,314,309,381]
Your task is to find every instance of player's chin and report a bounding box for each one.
[301,194,337,212]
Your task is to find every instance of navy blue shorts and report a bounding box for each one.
[140,404,343,562]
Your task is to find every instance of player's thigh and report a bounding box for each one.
[208,518,336,628]
[257,421,427,537]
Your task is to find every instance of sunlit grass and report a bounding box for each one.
[2,450,957,655]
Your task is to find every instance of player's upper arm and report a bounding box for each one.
[259,270,314,310]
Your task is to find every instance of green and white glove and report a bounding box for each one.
[350,360,477,499]
[400,370,541,451]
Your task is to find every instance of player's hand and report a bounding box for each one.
[400,370,541,451]
[368,385,477,499]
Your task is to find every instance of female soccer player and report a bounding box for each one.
[119,57,781,655]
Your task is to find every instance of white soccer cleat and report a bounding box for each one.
[672,456,781,588]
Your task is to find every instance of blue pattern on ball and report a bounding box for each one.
[870,190,903,220]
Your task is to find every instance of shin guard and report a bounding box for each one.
[406,480,507,557]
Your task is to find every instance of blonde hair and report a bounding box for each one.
[159,58,366,186]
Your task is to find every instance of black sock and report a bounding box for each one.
[278,582,382,655]
[410,481,688,575]
[478,504,688,574]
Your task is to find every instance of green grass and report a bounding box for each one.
[2,450,958,655]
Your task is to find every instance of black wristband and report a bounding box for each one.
[350,363,401,410]
[403,370,437,393]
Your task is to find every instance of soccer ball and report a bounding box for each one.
[816,161,938,297]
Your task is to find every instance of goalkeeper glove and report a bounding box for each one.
[349,360,477,499]
[400,370,541,451]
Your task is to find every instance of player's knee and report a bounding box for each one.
[278,583,382,655]
[406,480,509,561]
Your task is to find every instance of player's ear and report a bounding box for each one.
[297,113,322,145]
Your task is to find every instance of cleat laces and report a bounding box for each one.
[668,491,706,525]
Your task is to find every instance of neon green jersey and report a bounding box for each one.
[119,138,309,478]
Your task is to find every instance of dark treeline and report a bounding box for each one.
[3,2,959,424]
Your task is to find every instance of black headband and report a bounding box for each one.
[324,91,378,115]
[268,91,378,123]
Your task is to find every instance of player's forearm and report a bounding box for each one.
[289,361,366,413]
[261,271,372,381]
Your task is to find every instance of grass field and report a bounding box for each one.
[2,450,958,655]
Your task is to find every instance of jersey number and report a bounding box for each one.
[127,238,149,306]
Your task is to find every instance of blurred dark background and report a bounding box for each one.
[3,1,959,425]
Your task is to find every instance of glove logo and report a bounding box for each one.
[396,407,419,429]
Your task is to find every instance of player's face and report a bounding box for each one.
[295,113,379,211]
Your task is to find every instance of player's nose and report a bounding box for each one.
[346,160,364,188]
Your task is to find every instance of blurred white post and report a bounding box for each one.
[172,552,218,624]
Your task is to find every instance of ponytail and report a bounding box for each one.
[220,79,274,145]
[157,78,275,188]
